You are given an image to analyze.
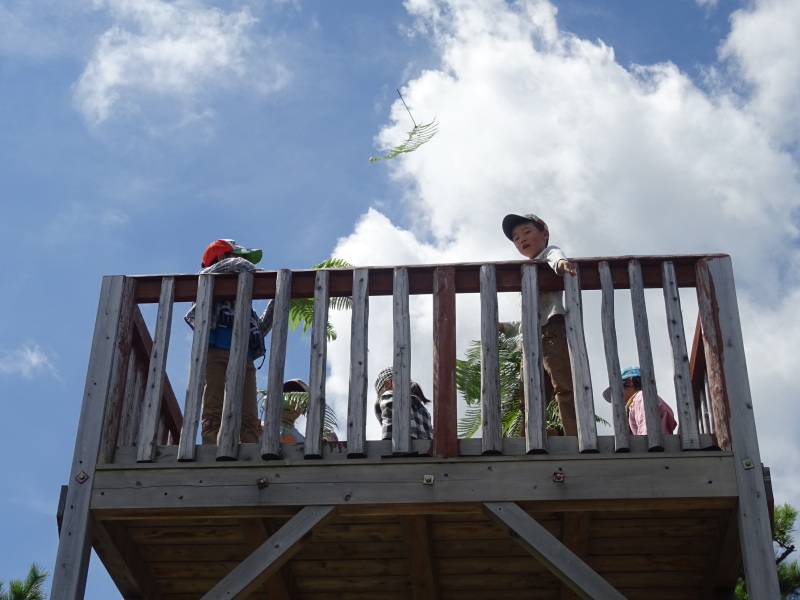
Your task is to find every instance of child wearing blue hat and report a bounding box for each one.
[603,366,677,435]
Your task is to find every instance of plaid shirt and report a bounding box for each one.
[184,257,274,359]
[375,392,433,440]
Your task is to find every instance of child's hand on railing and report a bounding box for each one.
[557,259,577,276]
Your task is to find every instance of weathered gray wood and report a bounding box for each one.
[136,277,175,463]
[483,502,626,600]
[217,271,254,460]
[91,452,737,510]
[562,267,598,453]
[628,260,663,451]
[51,276,127,600]
[201,506,337,600]
[262,269,292,460]
[347,268,369,458]
[697,256,780,598]
[305,270,330,458]
[98,277,137,464]
[520,264,547,454]
[403,515,439,599]
[480,264,502,454]
[118,351,143,448]
[178,273,215,461]
[392,267,412,453]
[598,262,629,452]
[431,266,459,458]
[662,261,700,450]
[92,519,161,599]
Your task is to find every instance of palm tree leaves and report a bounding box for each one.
[288,258,353,341]
[0,563,49,600]
[368,119,439,163]
[258,390,339,440]
[456,332,563,438]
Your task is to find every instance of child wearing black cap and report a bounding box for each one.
[500,214,578,436]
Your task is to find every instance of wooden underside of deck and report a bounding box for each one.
[84,444,742,599]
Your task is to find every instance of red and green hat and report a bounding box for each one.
[201,239,263,268]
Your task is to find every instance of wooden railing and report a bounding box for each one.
[95,254,750,465]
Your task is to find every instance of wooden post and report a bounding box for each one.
[628,260,663,451]
[136,277,175,463]
[431,266,459,458]
[392,267,412,454]
[598,261,628,452]
[696,256,779,597]
[563,266,598,453]
[662,261,700,450]
[480,264,502,454]
[520,263,547,454]
[97,277,137,464]
[217,271,254,460]
[305,269,330,458]
[51,276,127,600]
[178,273,214,461]
[261,269,292,460]
[347,268,369,458]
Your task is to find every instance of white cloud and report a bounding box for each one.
[73,0,289,127]
[0,342,59,380]
[327,0,800,510]
[717,0,800,146]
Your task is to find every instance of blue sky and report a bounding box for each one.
[2,0,799,596]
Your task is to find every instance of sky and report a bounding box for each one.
[1,0,799,596]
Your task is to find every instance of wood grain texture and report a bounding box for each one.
[480,264,502,454]
[347,269,369,457]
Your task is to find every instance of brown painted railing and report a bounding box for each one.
[95,254,748,464]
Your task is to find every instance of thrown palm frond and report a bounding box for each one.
[288,258,354,341]
[368,119,439,163]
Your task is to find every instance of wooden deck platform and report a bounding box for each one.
[76,438,745,599]
[51,255,780,599]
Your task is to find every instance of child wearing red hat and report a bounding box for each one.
[185,239,273,444]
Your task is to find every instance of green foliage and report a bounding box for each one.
[258,390,339,440]
[0,563,49,600]
[456,332,564,438]
[368,120,439,163]
[736,503,800,599]
[287,258,353,341]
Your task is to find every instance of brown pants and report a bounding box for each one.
[201,346,261,444]
[541,317,577,436]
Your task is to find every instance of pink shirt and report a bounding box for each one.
[628,391,677,435]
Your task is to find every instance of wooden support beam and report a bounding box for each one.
[347,268,369,457]
[217,271,254,460]
[178,273,214,461]
[392,267,412,454]
[483,502,625,600]
[136,277,175,462]
[560,512,590,600]
[201,506,337,600]
[520,264,547,454]
[92,519,161,600]
[261,269,292,460]
[402,515,439,600]
[239,518,294,600]
[628,260,663,451]
[563,266,598,453]
[480,264,502,454]
[662,261,700,450]
[598,261,629,452]
[305,269,330,458]
[696,256,780,598]
[98,278,137,465]
[51,275,127,600]
[431,266,458,458]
